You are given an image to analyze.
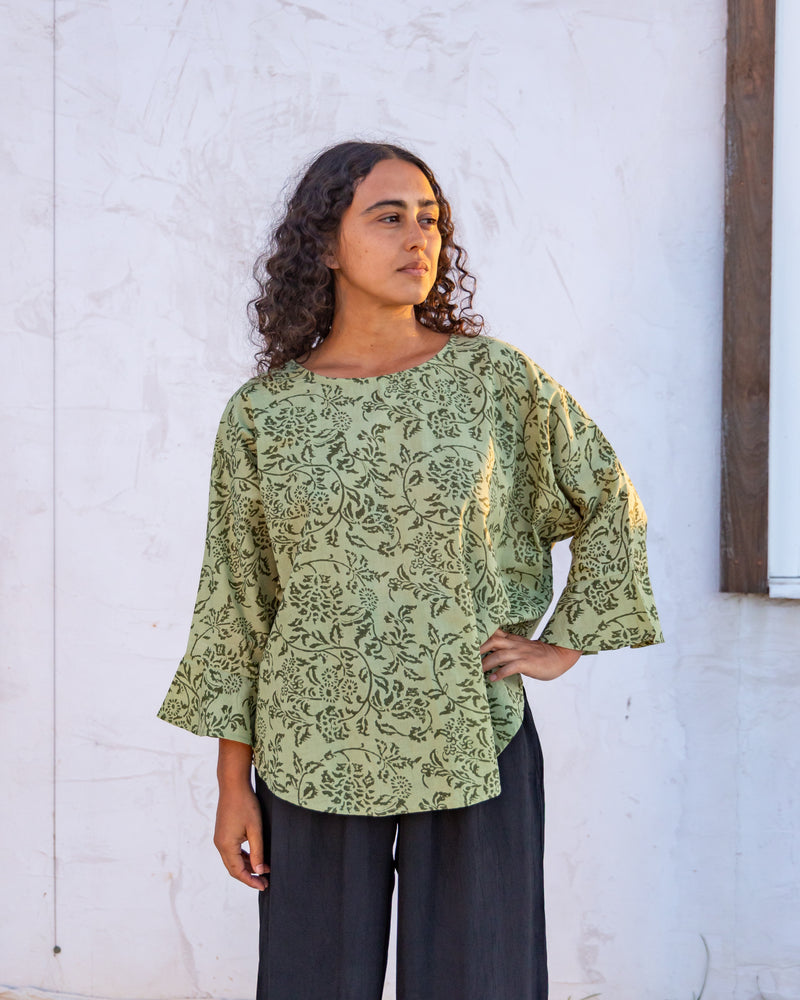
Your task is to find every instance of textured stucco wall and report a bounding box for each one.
[2,1,799,999]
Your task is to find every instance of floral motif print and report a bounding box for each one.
[158,335,663,815]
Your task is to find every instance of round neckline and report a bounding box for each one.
[289,334,454,383]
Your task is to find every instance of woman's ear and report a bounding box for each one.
[322,244,339,270]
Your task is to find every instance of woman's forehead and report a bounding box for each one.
[352,159,436,206]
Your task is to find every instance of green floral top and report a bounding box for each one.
[158,334,663,815]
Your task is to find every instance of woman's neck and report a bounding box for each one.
[301,311,447,378]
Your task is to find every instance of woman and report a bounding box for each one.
[158,140,663,1000]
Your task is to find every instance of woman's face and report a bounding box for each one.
[327,158,442,313]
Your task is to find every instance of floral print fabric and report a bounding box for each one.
[157,335,663,815]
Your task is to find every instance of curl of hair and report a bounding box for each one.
[249,141,484,373]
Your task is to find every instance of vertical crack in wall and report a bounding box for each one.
[168,758,203,996]
[51,0,59,958]
[733,594,744,992]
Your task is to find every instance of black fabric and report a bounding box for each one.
[255,696,547,1000]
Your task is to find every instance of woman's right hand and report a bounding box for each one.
[213,739,270,891]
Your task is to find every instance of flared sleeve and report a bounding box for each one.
[157,389,281,744]
[524,367,663,653]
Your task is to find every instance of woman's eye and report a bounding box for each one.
[380,214,401,223]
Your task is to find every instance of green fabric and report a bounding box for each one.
[158,334,663,815]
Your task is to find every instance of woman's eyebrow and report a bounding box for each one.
[361,198,438,214]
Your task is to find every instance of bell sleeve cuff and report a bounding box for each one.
[157,654,258,744]
[533,378,664,654]
[157,388,281,744]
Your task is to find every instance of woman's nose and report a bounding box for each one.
[404,221,427,250]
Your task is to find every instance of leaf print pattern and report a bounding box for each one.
[158,335,663,816]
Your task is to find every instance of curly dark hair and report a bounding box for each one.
[249,140,484,373]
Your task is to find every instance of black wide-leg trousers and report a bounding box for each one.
[254,696,547,1000]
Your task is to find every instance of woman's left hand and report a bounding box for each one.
[480,629,582,683]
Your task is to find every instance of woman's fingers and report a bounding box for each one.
[480,630,582,682]
[219,841,270,891]
[247,819,270,880]
[233,846,270,889]
[479,628,519,675]
[214,790,270,891]
[479,627,508,653]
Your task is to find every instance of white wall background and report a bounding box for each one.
[2,1,799,999]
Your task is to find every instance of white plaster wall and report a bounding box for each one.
[1,0,56,978]
[2,1,798,999]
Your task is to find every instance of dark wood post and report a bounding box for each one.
[720,0,776,593]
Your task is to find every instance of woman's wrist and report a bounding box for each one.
[217,738,254,789]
